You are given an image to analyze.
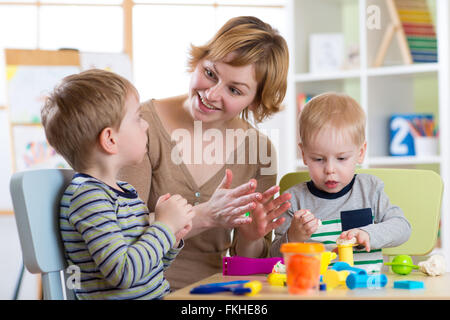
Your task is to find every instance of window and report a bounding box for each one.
[39,5,123,52]
[132,3,286,100]
[0,0,286,211]
[0,0,286,101]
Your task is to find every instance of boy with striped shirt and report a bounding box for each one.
[271,92,411,273]
[41,69,194,299]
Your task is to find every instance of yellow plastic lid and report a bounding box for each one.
[280,242,325,253]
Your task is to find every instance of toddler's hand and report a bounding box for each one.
[339,228,371,252]
[287,209,321,242]
[155,194,194,238]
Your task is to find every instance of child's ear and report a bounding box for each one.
[357,141,367,164]
[98,127,118,155]
[299,143,307,166]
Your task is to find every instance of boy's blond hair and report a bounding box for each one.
[299,92,366,148]
[41,69,137,171]
[188,16,289,123]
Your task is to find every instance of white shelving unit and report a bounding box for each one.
[282,0,450,270]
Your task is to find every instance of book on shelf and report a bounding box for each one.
[296,93,314,158]
[297,93,313,114]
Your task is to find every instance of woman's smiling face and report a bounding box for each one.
[187,53,258,127]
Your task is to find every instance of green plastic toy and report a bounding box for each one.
[384,255,419,275]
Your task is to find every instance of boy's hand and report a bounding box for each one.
[287,209,321,242]
[339,228,371,252]
[147,193,171,224]
[154,194,194,240]
[174,222,192,248]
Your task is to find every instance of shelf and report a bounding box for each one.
[293,63,439,83]
[367,155,442,166]
[367,63,439,77]
[293,69,361,83]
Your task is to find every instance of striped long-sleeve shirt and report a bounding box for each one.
[60,173,182,300]
[271,174,411,273]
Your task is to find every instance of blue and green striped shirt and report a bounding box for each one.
[60,173,182,300]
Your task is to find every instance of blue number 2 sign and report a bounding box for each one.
[390,116,413,156]
[389,114,433,156]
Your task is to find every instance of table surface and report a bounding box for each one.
[165,272,450,300]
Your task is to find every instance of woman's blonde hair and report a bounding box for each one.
[188,16,289,123]
[41,69,137,171]
[299,92,366,148]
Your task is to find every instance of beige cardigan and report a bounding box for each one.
[119,99,277,290]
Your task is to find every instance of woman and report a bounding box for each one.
[119,16,291,290]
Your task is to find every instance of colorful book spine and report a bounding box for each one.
[395,0,438,63]
[297,93,313,114]
[296,93,314,158]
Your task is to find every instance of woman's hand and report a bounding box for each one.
[201,169,263,229]
[237,184,292,242]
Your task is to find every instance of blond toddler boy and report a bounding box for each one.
[271,92,411,273]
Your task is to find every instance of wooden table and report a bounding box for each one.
[165,272,450,300]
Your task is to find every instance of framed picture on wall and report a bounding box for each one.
[12,125,70,171]
[7,65,79,124]
[309,33,344,73]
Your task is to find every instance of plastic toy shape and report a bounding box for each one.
[393,280,425,290]
[223,256,283,275]
[331,261,367,275]
[244,281,263,296]
[323,269,350,290]
[287,254,321,294]
[190,280,262,296]
[267,273,287,286]
[337,243,356,266]
[346,273,388,290]
[384,255,419,275]
[320,251,337,275]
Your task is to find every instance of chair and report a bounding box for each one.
[279,168,443,256]
[10,168,75,300]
